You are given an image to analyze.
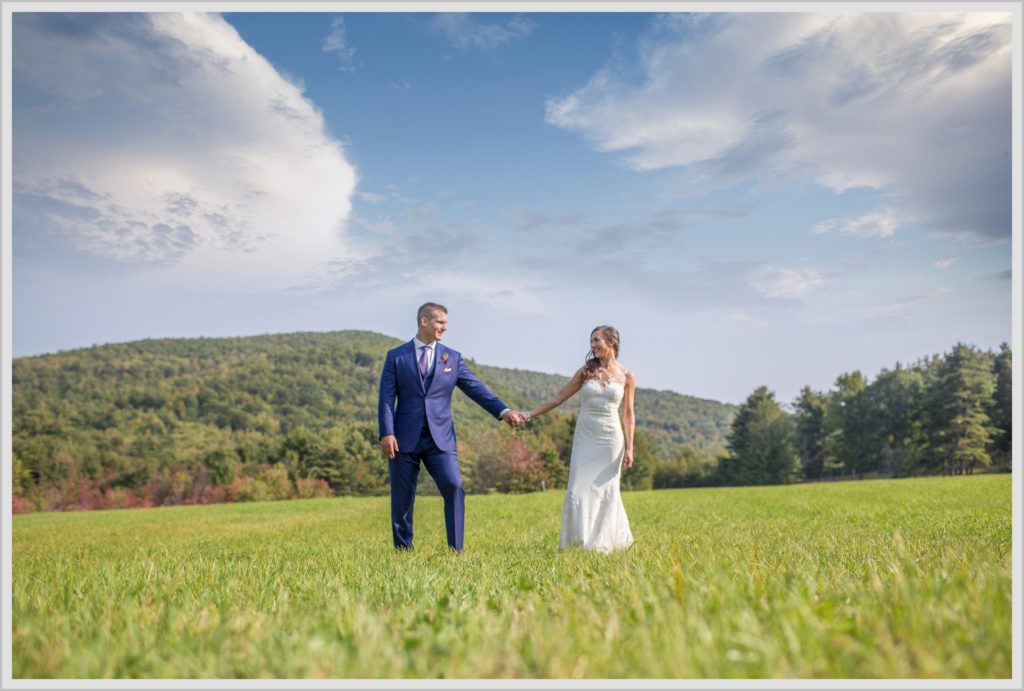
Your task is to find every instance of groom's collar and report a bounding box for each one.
[413,337,437,351]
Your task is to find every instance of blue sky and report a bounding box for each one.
[10,10,1015,404]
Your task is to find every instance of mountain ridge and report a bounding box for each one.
[18,328,729,402]
[12,329,736,508]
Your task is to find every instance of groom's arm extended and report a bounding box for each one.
[455,358,510,420]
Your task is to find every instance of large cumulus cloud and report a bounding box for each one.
[13,12,358,292]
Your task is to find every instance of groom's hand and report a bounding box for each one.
[502,411,524,428]
[380,435,399,459]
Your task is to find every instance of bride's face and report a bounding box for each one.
[591,332,611,358]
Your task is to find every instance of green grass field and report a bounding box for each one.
[12,474,1012,679]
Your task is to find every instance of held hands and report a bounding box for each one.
[502,411,523,428]
[502,410,530,428]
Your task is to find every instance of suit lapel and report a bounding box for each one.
[426,346,448,395]
[404,340,426,395]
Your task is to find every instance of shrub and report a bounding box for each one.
[295,477,333,499]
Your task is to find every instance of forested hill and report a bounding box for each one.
[12,331,735,510]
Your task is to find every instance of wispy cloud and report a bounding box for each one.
[430,13,536,53]
[13,12,357,292]
[929,229,1009,248]
[813,211,901,238]
[322,16,357,72]
[312,180,782,321]
[546,12,1011,242]
[749,265,826,299]
[934,258,957,269]
[866,288,950,317]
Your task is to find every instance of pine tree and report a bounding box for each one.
[720,386,800,486]
[929,343,997,475]
[987,343,1012,471]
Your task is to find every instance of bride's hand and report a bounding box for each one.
[623,449,634,469]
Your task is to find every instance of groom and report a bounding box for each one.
[378,302,523,551]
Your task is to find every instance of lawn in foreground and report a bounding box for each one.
[12,474,1011,678]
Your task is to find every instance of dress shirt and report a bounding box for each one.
[413,337,436,373]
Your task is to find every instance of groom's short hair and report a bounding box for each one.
[418,302,447,322]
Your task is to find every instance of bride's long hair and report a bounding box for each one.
[583,325,620,381]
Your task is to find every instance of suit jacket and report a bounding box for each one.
[378,340,508,453]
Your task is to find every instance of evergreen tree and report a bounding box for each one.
[866,365,928,477]
[793,387,827,480]
[929,343,997,475]
[719,386,800,486]
[822,372,871,478]
[987,343,1012,471]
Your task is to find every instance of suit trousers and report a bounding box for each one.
[388,423,465,551]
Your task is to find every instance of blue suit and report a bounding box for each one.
[378,340,507,550]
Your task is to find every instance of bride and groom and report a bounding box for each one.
[377,302,635,553]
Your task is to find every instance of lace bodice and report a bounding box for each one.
[589,365,627,388]
[578,373,625,420]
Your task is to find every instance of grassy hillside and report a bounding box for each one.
[12,475,1011,678]
[12,331,735,508]
[13,330,734,448]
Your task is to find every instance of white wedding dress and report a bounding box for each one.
[559,370,635,553]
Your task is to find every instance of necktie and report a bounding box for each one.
[419,345,430,378]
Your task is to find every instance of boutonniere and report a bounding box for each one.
[442,353,449,365]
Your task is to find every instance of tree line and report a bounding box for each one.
[12,333,1009,513]
[713,342,1012,487]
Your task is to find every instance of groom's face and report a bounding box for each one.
[419,310,448,343]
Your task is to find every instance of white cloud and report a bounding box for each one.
[13,13,357,293]
[749,265,825,298]
[322,16,357,71]
[430,13,535,53]
[934,258,957,269]
[812,211,901,238]
[546,12,1012,241]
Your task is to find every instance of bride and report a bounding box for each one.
[522,326,635,553]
